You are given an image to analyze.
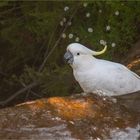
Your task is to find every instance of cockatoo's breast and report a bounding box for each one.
[73,57,106,94]
[74,69,98,93]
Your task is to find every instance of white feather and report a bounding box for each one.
[66,43,140,96]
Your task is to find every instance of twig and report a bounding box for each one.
[32,21,59,67]
[39,5,79,72]
[0,6,20,16]
[0,71,7,77]
[0,5,31,16]
[0,82,38,106]
[20,81,42,98]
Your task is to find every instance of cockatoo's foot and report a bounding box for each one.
[93,90,117,103]
[71,92,87,98]
[71,92,117,103]
[106,96,117,103]
[99,95,117,103]
[71,92,92,98]
[81,92,89,96]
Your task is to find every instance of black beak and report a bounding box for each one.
[64,51,73,64]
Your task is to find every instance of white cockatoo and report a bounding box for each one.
[64,43,140,96]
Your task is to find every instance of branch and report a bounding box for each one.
[0,82,38,106]
[20,81,42,98]
[38,5,79,72]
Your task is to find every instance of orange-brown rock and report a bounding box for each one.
[0,94,139,140]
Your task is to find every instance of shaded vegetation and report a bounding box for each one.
[0,1,140,106]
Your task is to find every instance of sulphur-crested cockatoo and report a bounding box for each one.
[64,43,140,96]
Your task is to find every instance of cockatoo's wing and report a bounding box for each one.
[95,60,140,95]
[122,65,140,79]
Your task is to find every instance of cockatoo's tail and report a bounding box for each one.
[64,43,140,96]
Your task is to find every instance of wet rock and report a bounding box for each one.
[0,94,139,140]
[116,91,140,113]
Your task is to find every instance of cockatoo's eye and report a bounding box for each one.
[77,53,80,56]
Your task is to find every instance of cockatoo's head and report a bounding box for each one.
[64,43,107,69]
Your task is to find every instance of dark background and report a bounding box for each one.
[0,1,140,107]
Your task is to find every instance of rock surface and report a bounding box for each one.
[124,40,140,75]
[0,94,139,140]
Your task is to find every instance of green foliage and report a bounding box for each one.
[41,66,77,97]
[0,1,139,103]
